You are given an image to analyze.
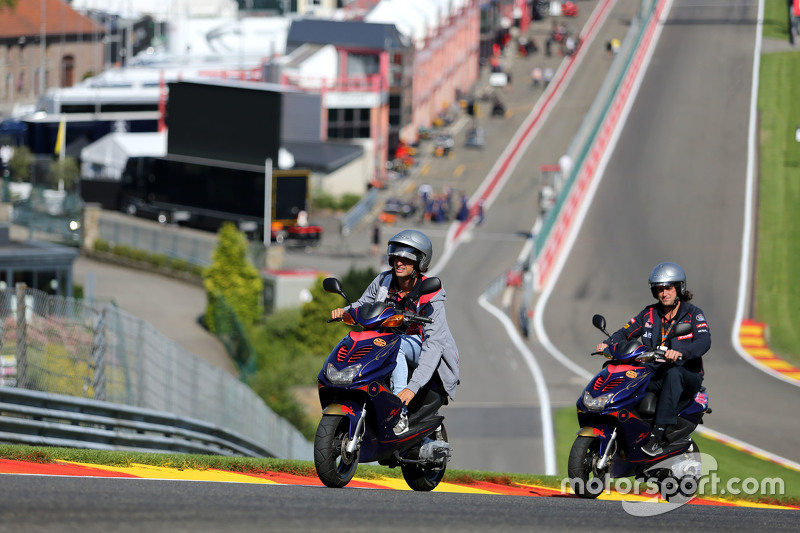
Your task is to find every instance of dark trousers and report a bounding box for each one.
[646,365,703,426]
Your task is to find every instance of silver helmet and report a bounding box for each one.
[648,262,686,298]
[387,229,433,272]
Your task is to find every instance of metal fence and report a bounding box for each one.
[0,284,312,460]
[97,216,216,267]
[4,184,83,244]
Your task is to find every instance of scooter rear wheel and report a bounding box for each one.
[401,424,449,491]
[567,436,606,498]
[314,414,359,488]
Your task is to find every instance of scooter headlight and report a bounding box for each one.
[583,390,614,412]
[326,363,362,385]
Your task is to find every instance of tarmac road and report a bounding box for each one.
[68,0,798,477]
[71,0,643,475]
[539,0,800,466]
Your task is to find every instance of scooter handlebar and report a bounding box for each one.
[407,314,434,325]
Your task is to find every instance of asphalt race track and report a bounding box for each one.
[6,0,799,530]
[538,0,800,466]
[0,462,797,532]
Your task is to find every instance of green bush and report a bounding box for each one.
[93,239,110,252]
[148,253,169,268]
[129,248,148,262]
[72,284,84,300]
[111,244,132,258]
[168,257,190,271]
[312,192,337,210]
[203,222,264,332]
[8,145,34,182]
[339,193,361,211]
[311,192,362,211]
[47,157,80,191]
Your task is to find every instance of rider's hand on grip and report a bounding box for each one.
[330,307,345,323]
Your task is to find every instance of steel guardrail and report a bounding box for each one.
[0,386,274,457]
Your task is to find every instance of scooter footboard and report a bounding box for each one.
[665,417,697,443]
[408,385,446,425]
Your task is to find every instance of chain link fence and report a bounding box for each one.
[0,284,312,460]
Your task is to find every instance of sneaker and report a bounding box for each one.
[641,436,664,457]
[393,409,409,435]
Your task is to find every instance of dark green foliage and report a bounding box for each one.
[168,258,190,271]
[148,253,169,268]
[311,192,362,211]
[129,248,148,262]
[8,145,33,182]
[341,265,380,300]
[312,192,337,210]
[339,193,361,211]
[47,157,80,191]
[294,275,352,357]
[111,244,132,258]
[247,308,324,439]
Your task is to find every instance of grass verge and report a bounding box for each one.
[756,49,800,367]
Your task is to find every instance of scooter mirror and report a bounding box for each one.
[323,277,351,304]
[592,314,606,331]
[322,277,343,294]
[419,277,442,295]
[670,322,692,339]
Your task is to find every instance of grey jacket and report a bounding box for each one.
[347,271,460,399]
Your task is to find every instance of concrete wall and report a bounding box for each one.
[262,269,324,313]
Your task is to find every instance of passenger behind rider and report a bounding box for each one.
[331,229,460,435]
[594,262,711,456]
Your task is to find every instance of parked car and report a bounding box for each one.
[433,133,454,157]
[383,197,417,219]
[465,127,486,148]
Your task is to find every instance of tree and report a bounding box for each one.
[7,145,33,183]
[203,222,264,333]
[47,156,80,190]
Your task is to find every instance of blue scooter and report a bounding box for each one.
[568,314,711,500]
[314,277,452,490]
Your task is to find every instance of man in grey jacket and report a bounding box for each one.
[331,229,460,434]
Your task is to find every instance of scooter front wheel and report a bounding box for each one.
[567,436,607,499]
[314,414,359,488]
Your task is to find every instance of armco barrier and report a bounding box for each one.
[0,386,273,457]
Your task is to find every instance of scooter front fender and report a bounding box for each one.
[322,402,366,441]
[322,403,355,417]
[577,426,610,439]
